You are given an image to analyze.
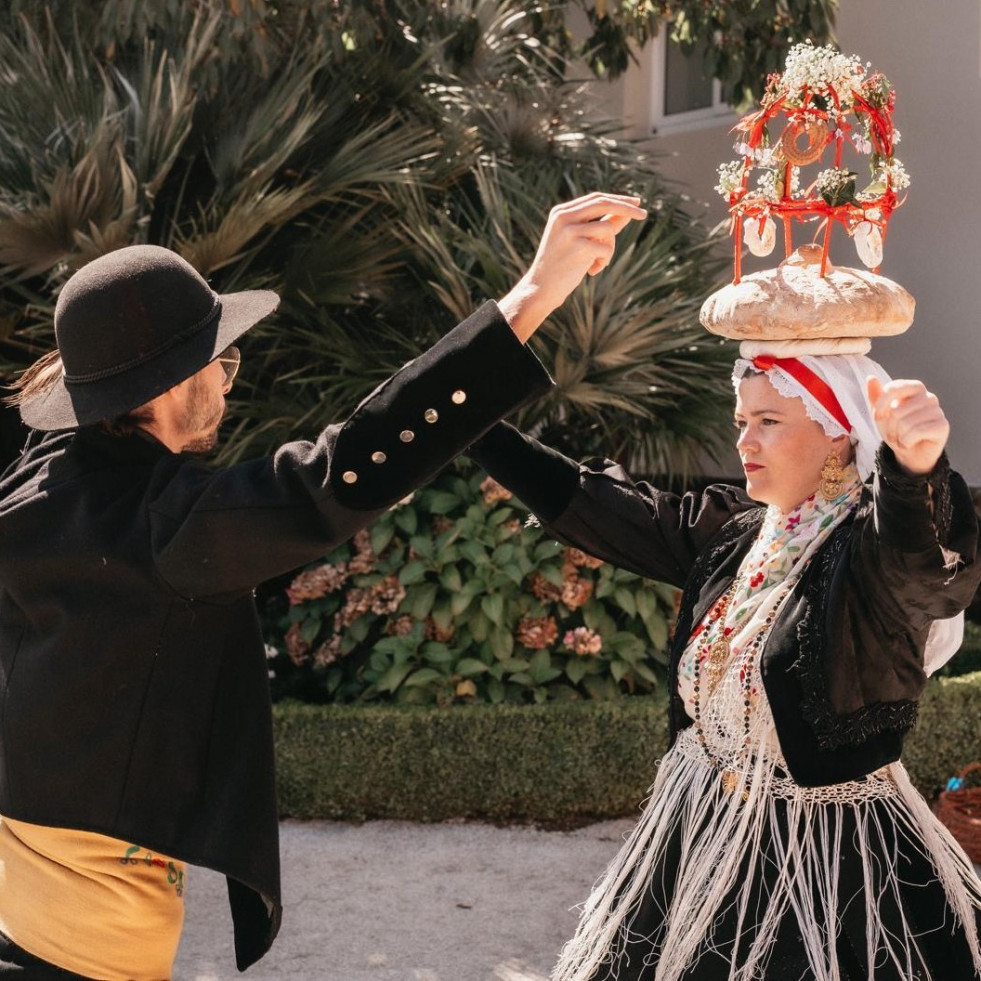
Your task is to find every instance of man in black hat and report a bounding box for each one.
[0,192,644,979]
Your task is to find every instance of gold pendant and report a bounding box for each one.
[702,636,730,692]
[820,453,846,501]
[707,636,729,664]
[702,660,724,691]
[721,770,750,801]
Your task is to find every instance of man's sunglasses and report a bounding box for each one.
[217,346,241,386]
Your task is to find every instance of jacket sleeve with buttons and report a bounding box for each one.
[149,302,552,598]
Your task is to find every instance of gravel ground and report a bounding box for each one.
[173,818,635,981]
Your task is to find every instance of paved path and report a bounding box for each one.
[175,819,981,980]
[173,819,635,981]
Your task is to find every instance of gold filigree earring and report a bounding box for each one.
[819,452,846,501]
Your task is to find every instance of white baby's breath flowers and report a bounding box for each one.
[756,166,800,203]
[815,167,854,196]
[875,159,910,190]
[781,42,866,104]
[756,170,783,202]
[715,160,745,197]
[735,141,780,168]
[756,169,780,202]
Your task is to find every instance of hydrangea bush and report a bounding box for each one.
[265,460,678,706]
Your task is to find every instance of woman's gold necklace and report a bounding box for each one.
[690,574,794,798]
[699,575,741,693]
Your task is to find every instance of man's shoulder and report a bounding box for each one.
[0,428,186,512]
[0,430,75,505]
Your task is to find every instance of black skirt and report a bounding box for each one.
[584,792,981,981]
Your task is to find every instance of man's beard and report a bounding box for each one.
[179,373,225,454]
[181,430,221,455]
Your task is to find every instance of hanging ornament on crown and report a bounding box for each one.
[713,41,909,282]
[700,43,915,358]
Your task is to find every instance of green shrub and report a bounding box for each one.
[904,671,981,796]
[273,696,670,825]
[937,619,981,677]
[272,673,981,824]
[265,459,678,706]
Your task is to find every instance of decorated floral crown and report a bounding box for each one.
[718,41,907,278]
[700,42,914,354]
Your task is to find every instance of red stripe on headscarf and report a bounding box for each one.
[751,355,852,432]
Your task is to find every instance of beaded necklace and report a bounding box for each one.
[689,575,796,796]
[697,575,741,693]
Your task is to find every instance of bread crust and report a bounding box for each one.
[700,245,914,340]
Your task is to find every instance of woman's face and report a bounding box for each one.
[734,372,850,512]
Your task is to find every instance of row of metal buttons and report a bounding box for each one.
[341,389,468,484]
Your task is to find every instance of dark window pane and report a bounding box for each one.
[664,38,713,115]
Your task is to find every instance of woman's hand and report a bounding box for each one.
[498,192,647,343]
[867,376,949,475]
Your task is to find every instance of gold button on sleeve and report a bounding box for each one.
[424,409,439,424]
[342,471,358,484]
[400,430,415,443]
[451,390,467,405]
[371,451,387,464]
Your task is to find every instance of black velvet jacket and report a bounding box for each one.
[470,423,981,787]
[0,303,551,971]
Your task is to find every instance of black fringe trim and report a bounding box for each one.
[793,518,919,751]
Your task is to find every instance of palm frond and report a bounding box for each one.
[0,0,740,483]
[0,120,141,278]
[111,17,217,200]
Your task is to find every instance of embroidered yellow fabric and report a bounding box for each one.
[0,815,185,980]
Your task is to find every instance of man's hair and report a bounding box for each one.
[4,350,62,408]
[5,350,155,435]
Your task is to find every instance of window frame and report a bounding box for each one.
[648,29,735,136]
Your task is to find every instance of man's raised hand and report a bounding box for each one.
[498,192,647,342]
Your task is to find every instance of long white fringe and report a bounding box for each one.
[551,726,981,981]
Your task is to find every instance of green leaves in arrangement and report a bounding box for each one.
[267,460,678,706]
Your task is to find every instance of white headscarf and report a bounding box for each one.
[732,352,891,480]
[732,350,963,675]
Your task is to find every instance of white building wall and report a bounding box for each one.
[611,1,981,481]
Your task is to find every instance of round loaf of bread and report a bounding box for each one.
[737,336,872,357]
[699,244,914,340]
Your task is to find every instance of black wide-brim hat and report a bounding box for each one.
[19,244,280,431]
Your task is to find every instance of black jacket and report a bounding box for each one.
[470,423,980,787]
[0,303,551,970]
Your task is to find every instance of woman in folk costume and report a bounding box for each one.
[467,44,981,980]
[474,351,981,979]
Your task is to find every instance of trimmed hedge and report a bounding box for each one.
[903,671,981,796]
[274,696,669,826]
[273,672,981,825]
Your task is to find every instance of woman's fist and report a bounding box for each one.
[867,376,949,475]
